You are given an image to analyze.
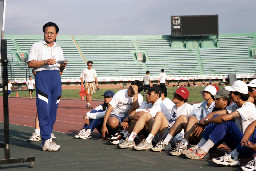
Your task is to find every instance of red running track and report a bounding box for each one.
[0,97,102,134]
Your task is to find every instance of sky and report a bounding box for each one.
[3,0,256,36]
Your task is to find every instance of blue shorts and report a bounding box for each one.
[110,114,127,123]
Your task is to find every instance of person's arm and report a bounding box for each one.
[95,77,99,89]
[128,85,139,114]
[199,109,227,125]
[101,105,114,138]
[28,59,56,68]
[241,120,256,149]
[204,111,240,124]
[80,77,84,86]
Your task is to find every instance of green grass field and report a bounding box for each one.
[6,86,224,103]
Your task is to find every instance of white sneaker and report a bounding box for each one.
[42,138,60,152]
[119,138,135,149]
[109,130,129,145]
[241,159,256,171]
[170,142,187,156]
[28,133,41,142]
[134,139,153,151]
[212,152,240,166]
[51,133,56,139]
[75,129,92,139]
[151,140,168,152]
[182,145,198,155]
[185,148,207,159]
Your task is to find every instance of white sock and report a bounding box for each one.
[163,134,173,144]
[35,129,40,135]
[200,139,215,153]
[87,129,91,132]
[230,149,239,158]
[197,138,207,148]
[128,132,137,141]
[146,134,154,143]
[254,156,256,161]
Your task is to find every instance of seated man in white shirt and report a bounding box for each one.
[185,81,256,162]
[101,80,144,139]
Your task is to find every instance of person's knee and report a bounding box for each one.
[177,115,188,124]
[107,117,119,129]
[188,116,199,124]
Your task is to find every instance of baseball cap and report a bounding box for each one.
[200,85,217,96]
[175,87,189,100]
[148,84,161,94]
[214,88,230,99]
[224,86,233,92]
[226,80,248,94]
[102,90,114,97]
[247,79,256,88]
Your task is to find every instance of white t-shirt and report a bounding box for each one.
[8,83,12,90]
[190,101,215,120]
[168,103,193,125]
[28,41,64,72]
[226,102,239,114]
[236,102,256,133]
[143,75,150,85]
[109,89,143,117]
[145,98,171,120]
[27,80,35,89]
[86,104,106,119]
[159,72,167,83]
[136,101,152,112]
[162,97,175,113]
[80,68,97,83]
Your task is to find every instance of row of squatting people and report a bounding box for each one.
[77,79,256,171]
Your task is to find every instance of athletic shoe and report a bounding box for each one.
[185,148,207,159]
[42,138,60,152]
[134,139,153,151]
[212,152,240,166]
[118,138,135,149]
[241,159,256,171]
[169,142,187,156]
[75,129,92,139]
[151,140,168,152]
[86,103,93,109]
[51,133,56,139]
[28,133,41,142]
[182,145,198,155]
[109,130,129,145]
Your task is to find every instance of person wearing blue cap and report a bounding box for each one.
[75,90,114,139]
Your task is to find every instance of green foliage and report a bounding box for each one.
[5,86,223,103]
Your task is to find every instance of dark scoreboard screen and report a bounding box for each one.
[171,15,218,36]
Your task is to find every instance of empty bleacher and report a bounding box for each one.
[3,33,256,82]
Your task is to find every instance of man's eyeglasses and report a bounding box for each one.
[44,32,56,35]
[88,65,92,66]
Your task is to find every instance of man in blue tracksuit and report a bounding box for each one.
[27,22,67,151]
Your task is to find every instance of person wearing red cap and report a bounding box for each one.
[147,87,193,151]
[167,85,217,156]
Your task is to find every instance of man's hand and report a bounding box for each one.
[45,59,56,65]
[60,62,67,71]
[83,114,89,125]
[199,118,207,126]
[101,125,108,138]
[192,124,205,137]
[131,85,138,95]
[121,121,129,129]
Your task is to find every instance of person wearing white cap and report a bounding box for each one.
[211,79,256,171]
[167,85,217,156]
[183,80,256,164]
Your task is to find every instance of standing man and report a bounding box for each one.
[143,71,151,96]
[80,61,99,109]
[27,22,67,151]
[27,76,35,100]
[158,69,167,91]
